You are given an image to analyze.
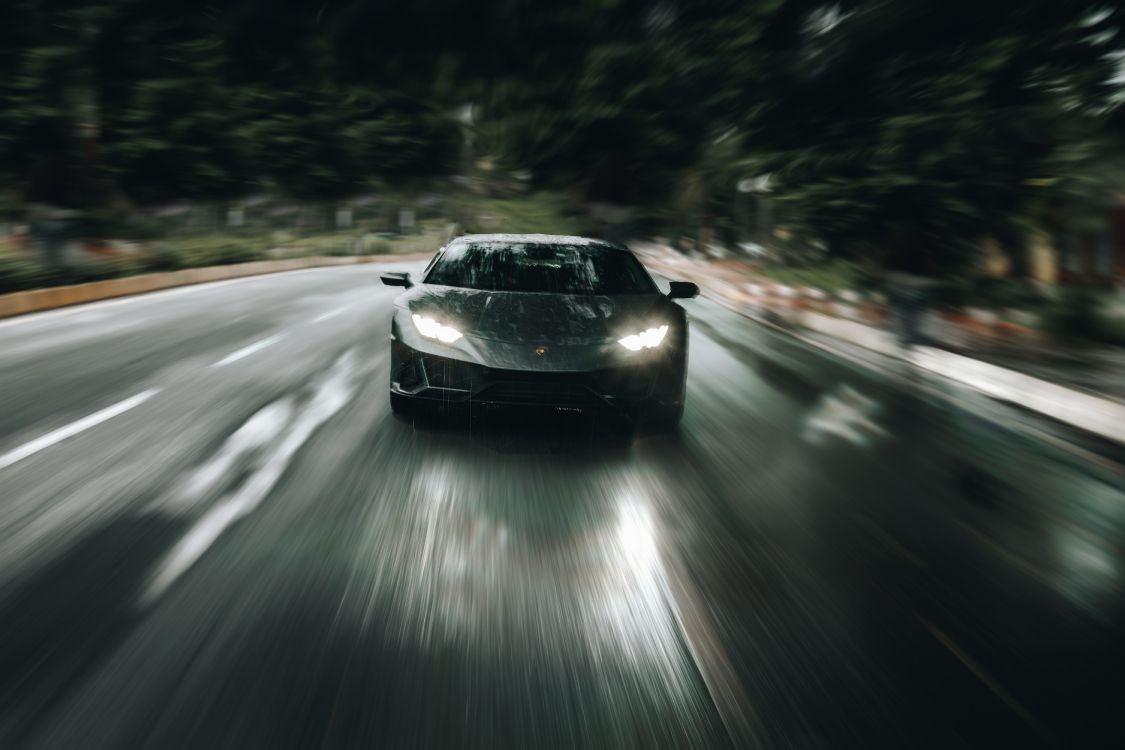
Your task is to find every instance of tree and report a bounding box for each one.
[472,1,729,207]
[0,1,99,208]
[3,1,466,210]
[734,1,1125,271]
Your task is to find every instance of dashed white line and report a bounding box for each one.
[0,388,161,472]
[314,305,349,323]
[142,351,358,604]
[211,334,284,368]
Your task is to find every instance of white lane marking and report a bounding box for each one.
[176,399,294,504]
[0,389,161,472]
[210,334,284,368]
[802,385,887,446]
[314,305,349,323]
[141,352,358,605]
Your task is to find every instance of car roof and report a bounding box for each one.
[450,233,625,250]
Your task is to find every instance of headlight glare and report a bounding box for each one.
[411,313,463,343]
[618,324,668,351]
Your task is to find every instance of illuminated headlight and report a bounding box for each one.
[618,324,668,351]
[411,314,463,343]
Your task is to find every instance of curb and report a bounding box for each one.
[0,253,432,320]
[644,255,1125,446]
[908,346,1125,445]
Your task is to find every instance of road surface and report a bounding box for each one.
[0,262,1121,749]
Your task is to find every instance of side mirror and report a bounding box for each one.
[380,271,412,288]
[667,281,699,299]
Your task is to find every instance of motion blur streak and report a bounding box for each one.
[143,351,361,605]
[210,334,286,369]
[0,263,1121,749]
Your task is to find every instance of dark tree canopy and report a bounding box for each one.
[0,0,1122,265]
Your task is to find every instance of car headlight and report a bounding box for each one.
[411,313,463,343]
[618,324,668,351]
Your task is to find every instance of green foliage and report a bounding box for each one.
[742,1,1125,267]
[0,254,51,294]
[0,0,1122,271]
[139,244,184,272]
[0,251,152,293]
[1038,285,1125,346]
[237,87,458,201]
[1093,314,1125,347]
[0,241,254,294]
[755,261,869,294]
[1,186,588,296]
[1041,285,1103,340]
[457,192,593,236]
[929,277,1050,311]
[474,6,722,207]
[366,240,393,256]
[0,2,462,207]
[159,237,266,267]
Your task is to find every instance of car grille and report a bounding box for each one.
[474,381,597,405]
[419,356,486,389]
[402,352,662,401]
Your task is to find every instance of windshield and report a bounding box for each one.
[424,242,657,295]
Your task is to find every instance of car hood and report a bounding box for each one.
[400,286,671,346]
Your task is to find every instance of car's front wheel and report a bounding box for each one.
[645,401,683,432]
[390,391,416,420]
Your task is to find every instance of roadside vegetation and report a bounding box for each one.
[1,2,1122,347]
[750,259,1125,346]
[0,191,591,295]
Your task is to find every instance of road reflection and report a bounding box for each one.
[398,465,684,665]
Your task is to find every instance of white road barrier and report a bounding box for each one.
[910,347,1125,445]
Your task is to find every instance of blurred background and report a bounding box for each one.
[3,1,1124,331]
[1,2,1125,749]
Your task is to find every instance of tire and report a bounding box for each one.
[645,401,684,433]
[390,391,416,420]
[646,351,686,432]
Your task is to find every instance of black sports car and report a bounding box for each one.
[381,234,698,429]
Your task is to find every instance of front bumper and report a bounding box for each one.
[390,339,684,414]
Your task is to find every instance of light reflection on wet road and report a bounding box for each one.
[0,263,1121,748]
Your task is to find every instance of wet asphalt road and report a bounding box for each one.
[0,262,1121,749]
